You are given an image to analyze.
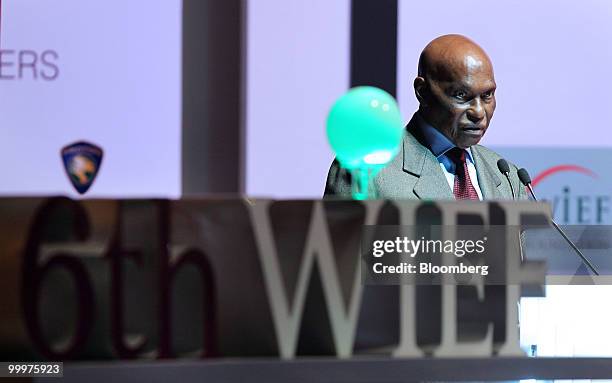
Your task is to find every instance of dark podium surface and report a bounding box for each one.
[59,357,612,382]
[6,198,608,382]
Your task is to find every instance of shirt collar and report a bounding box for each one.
[415,113,475,164]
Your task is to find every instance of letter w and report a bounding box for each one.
[249,200,380,359]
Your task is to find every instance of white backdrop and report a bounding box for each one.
[0,0,182,197]
[245,0,350,199]
[397,0,612,148]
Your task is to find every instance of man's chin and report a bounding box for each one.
[456,134,483,149]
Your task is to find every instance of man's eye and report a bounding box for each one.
[482,91,494,99]
[453,91,467,100]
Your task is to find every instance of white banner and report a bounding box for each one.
[0,0,182,197]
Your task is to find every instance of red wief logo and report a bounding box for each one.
[532,165,597,188]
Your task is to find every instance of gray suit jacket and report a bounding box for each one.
[325,113,526,200]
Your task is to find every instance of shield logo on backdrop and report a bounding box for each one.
[61,141,103,194]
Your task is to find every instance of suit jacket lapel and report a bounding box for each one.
[471,146,502,199]
[399,113,504,200]
[401,115,454,200]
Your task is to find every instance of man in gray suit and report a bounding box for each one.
[325,35,527,349]
[325,34,525,201]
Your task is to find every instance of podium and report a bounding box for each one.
[5,197,606,381]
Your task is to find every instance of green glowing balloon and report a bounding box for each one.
[326,86,404,170]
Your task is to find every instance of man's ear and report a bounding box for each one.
[413,76,427,106]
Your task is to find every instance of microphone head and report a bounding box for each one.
[517,168,532,185]
[497,159,510,174]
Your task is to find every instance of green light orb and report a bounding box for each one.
[326,86,404,171]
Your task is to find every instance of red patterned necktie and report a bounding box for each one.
[447,147,479,200]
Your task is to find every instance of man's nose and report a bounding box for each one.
[466,98,485,123]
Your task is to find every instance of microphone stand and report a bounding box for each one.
[524,182,600,276]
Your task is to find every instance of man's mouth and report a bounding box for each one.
[460,125,485,137]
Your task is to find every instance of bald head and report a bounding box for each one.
[418,34,493,82]
[414,35,497,148]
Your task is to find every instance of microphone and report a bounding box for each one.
[517,168,531,188]
[496,159,516,200]
[517,168,600,276]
